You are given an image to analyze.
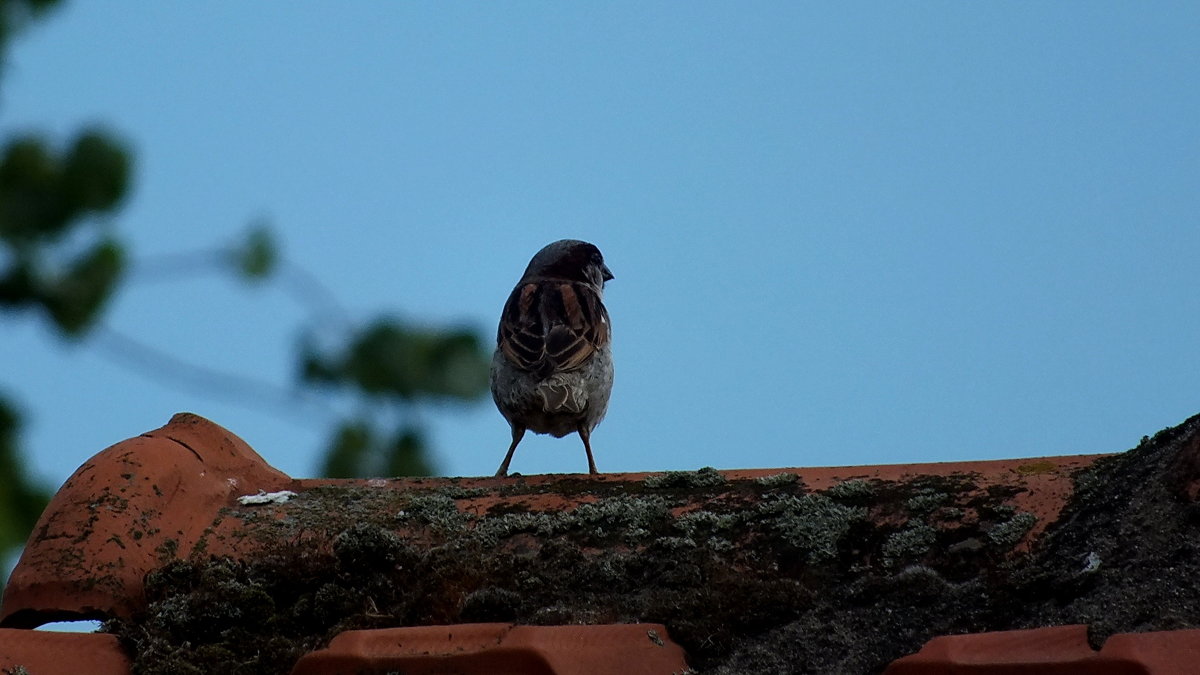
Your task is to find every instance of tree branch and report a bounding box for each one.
[90,323,336,426]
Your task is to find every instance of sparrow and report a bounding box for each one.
[490,239,614,476]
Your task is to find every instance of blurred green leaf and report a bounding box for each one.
[0,130,131,244]
[347,321,423,398]
[384,426,432,477]
[0,259,35,307]
[231,222,277,281]
[320,420,434,478]
[0,0,63,69]
[0,136,64,242]
[61,129,131,215]
[298,335,339,386]
[320,420,373,479]
[302,318,489,404]
[423,329,491,399]
[43,238,125,335]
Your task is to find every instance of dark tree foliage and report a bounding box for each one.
[0,0,115,571]
[302,319,490,478]
[0,129,130,334]
[0,0,490,569]
[0,400,46,567]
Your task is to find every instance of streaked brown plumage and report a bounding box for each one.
[490,240,614,476]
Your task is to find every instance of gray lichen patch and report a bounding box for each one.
[824,478,875,501]
[757,493,867,564]
[753,472,799,487]
[396,493,475,530]
[987,511,1038,548]
[905,489,952,515]
[882,521,938,567]
[643,467,728,489]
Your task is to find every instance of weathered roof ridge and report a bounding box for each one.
[2,411,1199,673]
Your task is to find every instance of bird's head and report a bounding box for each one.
[522,239,613,289]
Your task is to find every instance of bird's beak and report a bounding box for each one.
[601,264,614,282]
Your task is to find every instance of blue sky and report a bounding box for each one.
[3,3,1198,490]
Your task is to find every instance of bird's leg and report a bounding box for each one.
[578,426,599,475]
[495,426,525,477]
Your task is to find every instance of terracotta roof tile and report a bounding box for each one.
[0,629,130,674]
[1,413,289,627]
[290,623,688,675]
[886,624,1200,674]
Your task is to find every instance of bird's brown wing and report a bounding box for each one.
[498,280,610,378]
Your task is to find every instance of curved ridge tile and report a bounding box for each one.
[0,413,291,627]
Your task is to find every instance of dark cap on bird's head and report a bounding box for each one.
[522,239,613,286]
